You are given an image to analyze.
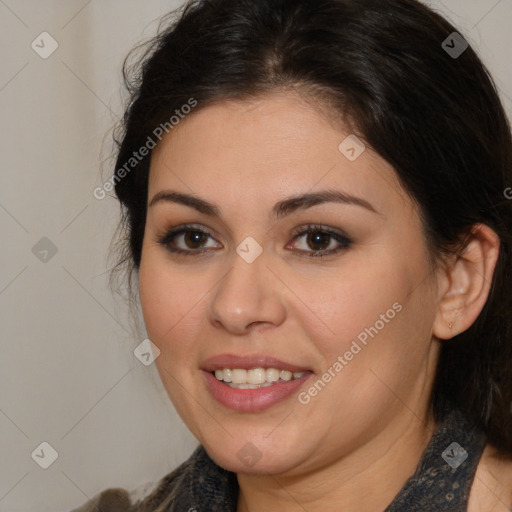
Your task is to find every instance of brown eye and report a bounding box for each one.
[157,223,352,259]
[305,231,332,251]
[156,225,220,255]
[290,224,352,258]
[183,231,208,249]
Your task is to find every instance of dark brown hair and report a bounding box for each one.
[108,0,512,455]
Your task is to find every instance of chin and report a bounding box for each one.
[209,449,296,475]
[201,434,304,475]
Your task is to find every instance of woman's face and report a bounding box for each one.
[138,92,442,475]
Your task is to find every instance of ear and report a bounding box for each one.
[433,223,500,340]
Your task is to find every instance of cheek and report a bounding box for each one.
[138,251,205,342]
[304,248,435,383]
[138,254,208,417]
[303,257,406,351]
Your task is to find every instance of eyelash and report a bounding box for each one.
[156,223,352,259]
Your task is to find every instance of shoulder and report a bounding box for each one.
[68,445,206,512]
[68,488,134,512]
[468,443,512,512]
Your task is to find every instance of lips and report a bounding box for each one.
[201,353,314,412]
[201,353,312,373]
[203,370,312,412]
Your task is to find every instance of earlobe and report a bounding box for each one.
[433,224,500,340]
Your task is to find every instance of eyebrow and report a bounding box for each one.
[149,189,379,218]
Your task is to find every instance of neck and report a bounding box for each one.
[236,407,437,512]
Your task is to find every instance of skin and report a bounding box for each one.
[138,91,510,511]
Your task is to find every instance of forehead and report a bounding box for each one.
[148,92,410,218]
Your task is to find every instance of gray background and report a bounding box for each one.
[1,1,511,510]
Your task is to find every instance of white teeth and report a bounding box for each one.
[280,370,293,381]
[266,368,280,382]
[212,367,308,387]
[247,368,266,385]
[227,381,274,389]
[231,369,247,384]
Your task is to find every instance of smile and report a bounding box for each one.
[213,367,306,389]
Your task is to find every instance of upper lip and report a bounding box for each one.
[201,354,312,373]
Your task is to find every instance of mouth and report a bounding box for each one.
[201,354,314,411]
[211,367,309,389]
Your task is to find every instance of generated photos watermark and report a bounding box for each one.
[93,98,198,200]
[298,301,403,405]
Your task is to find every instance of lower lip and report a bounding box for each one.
[203,371,312,412]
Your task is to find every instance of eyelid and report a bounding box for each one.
[156,223,352,258]
[287,224,352,257]
[289,223,350,240]
[156,224,221,250]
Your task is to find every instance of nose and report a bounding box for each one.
[207,252,286,335]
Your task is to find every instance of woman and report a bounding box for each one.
[73,0,512,510]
